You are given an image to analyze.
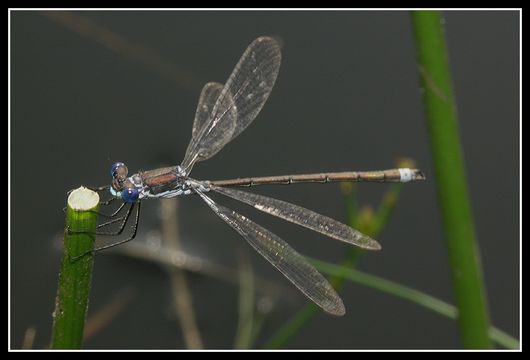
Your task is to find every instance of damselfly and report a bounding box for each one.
[82,36,425,316]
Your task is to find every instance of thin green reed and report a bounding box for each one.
[411,11,491,348]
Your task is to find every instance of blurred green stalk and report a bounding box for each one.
[311,259,518,350]
[51,187,99,349]
[264,182,403,349]
[234,251,256,349]
[411,11,491,348]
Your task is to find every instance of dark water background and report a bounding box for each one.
[10,10,519,349]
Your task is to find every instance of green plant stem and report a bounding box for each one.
[51,187,99,349]
[411,11,491,348]
[309,259,519,350]
[263,305,320,349]
[234,251,255,349]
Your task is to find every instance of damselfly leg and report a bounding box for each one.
[68,201,141,261]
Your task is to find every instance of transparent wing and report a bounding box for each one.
[196,189,345,316]
[181,37,281,174]
[211,186,381,250]
[192,82,224,138]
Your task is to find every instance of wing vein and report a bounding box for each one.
[196,189,345,316]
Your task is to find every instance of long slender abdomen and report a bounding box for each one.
[209,168,425,187]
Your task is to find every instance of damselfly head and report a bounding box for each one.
[109,161,130,199]
[109,178,140,203]
[110,162,127,189]
[111,162,128,180]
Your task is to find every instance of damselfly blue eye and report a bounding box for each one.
[121,187,139,203]
[111,162,127,178]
